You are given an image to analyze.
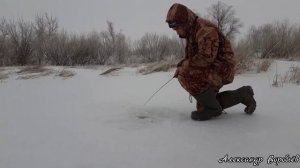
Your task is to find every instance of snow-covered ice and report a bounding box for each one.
[0,60,299,168]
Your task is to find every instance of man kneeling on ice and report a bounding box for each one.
[166,3,256,121]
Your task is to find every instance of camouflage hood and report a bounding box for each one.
[166,3,198,31]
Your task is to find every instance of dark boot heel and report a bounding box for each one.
[191,111,212,121]
[243,86,256,114]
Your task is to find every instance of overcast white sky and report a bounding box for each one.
[1,0,300,40]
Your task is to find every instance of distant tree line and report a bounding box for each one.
[0,14,184,66]
[0,1,300,67]
[206,1,300,60]
[246,20,300,59]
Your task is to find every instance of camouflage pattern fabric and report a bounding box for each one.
[166,3,236,96]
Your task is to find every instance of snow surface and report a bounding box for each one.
[1,60,300,168]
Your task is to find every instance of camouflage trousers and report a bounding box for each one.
[177,67,223,111]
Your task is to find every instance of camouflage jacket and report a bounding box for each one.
[166,3,236,95]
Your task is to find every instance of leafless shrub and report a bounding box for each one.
[45,31,71,65]
[32,13,58,65]
[135,33,165,62]
[68,34,96,65]
[271,63,284,87]
[207,1,243,41]
[289,66,300,85]
[166,36,185,60]
[248,24,277,59]
[0,17,134,66]
[235,59,251,73]
[272,74,284,87]
[113,32,131,64]
[0,18,9,66]
[233,39,255,74]
[134,33,184,63]
[257,59,273,73]
[7,19,34,65]
[235,55,254,74]
[247,20,300,59]
[284,64,300,85]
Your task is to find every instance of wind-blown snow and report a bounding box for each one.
[1,60,299,168]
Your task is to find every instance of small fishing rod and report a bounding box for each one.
[143,76,175,106]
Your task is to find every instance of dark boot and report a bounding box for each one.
[191,88,223,121]
[216,86,256,114]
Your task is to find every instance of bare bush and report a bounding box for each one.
[134,33,185,63]
[272,74,284,87]
[289,66,300,85]
[33,13,58,65]
[45,31,71,65]
[0,17,134,66]
[7,19,34,65]
[247,20,300,59]
[166,36,185,60]
[269,63,284,87]
[284,64,300,85]
[114,32,131,64]
[97,21,128,65]
[0,18,9,66]
[96,21,116,65]
[67,34,97,65]
[290,27,300,59]
[256,59,273,73]
[2,9,300,68]
[233,39,255,74]
[207,1,243,41]
[248,24,277,58]
[135,33,163,62]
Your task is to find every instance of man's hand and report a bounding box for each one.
[174,59,189,78]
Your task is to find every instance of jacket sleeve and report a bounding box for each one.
[188,28,219,68]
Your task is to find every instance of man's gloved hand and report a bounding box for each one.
[174,59,189,78]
